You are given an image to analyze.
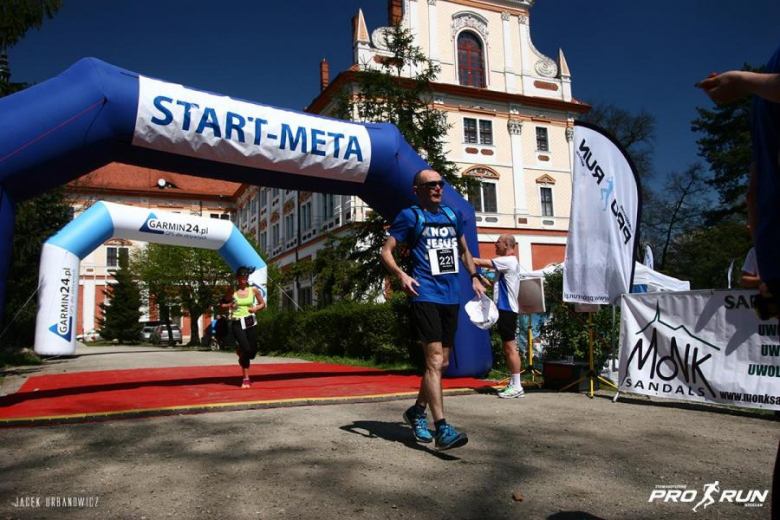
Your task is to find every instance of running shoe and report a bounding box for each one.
[498,384,525,399]
[434,424,468,451]
[403,409,433,444]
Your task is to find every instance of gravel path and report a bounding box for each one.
[0,346,776,519]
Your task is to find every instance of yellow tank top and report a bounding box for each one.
[232,289,254,319]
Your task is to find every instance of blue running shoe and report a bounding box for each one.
[403,409,433,444]
[434,424,468,451]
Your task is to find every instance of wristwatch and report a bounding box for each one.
[470,272,480,279]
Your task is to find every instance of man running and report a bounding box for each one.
[381,169,485,450]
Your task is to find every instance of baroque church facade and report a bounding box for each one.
[234,0,588,307]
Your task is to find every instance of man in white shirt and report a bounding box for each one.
[474,234,525,398]
[741,247,761,289]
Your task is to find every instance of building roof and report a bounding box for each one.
[67,163,242,201]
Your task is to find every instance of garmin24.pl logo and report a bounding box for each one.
[139,213,208,238]
[49,267,74,341]
[649,482,767,511]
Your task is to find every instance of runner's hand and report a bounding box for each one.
[400,273,420,297]
[472,276,486,298]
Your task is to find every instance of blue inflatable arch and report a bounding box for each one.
[0,58,490,376]
[36,201,267,356]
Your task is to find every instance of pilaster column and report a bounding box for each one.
[428,0,439,69]
[501,12,515,93]
[509,120,528,215]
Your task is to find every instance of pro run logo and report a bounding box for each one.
[649,482,767,510]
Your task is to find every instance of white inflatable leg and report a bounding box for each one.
[34,243,80,356]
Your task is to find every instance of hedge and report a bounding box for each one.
[255,295,417,365]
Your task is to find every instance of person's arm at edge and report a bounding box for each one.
[740,272,761,289]
[698,71,780,104]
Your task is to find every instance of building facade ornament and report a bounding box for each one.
[535,57,558,78]
[565,127,574,141]
[451,13,489,42]
[433,94,445,104]
[517,14,528,25]
[508,119,523,135]
[428,0,436,5]
[501,11,510,21]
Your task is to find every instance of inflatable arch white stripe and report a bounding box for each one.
[35,201,267,355]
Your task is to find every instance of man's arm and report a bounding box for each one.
[458,235,486,297]
[473,257,494,269]
[740,272,762,289]
[698,71,780,104]
[380,235,419,297]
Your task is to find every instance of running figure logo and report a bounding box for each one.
[600,176,614,210]
[692,481,720,512]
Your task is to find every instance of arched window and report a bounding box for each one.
[457,32,486,88]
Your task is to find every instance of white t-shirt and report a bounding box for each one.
[491,255,520,313]
[742,248,760,277]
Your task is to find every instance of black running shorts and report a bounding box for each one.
[497,310,518,342]
[411,302,460,347]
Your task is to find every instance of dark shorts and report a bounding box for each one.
[411,302,460,347]
[497,310,518,342]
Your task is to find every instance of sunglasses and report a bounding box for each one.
[417,180,445,189]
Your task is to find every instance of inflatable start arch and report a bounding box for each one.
[0,58,491,376]
[37,201,267,356]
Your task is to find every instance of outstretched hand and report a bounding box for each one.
[697,71,748,104]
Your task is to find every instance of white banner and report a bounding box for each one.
[618,290,780,410]
[133,77,372,182]
[563,123,640,304]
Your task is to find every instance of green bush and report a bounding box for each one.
[256,294,416,365]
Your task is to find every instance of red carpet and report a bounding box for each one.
[0,362,495,426]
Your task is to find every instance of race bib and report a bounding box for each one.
[428,248,459,275]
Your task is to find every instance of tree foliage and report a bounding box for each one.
[302,25,464,302]
[642,163,710,270]
[580,102,657,180]
[537,269,618,369]
[0,0,62,50]
[0,190,72,348]
[663,217,752,290]
[691,64,759,223]
[132,244,233,345]
[98,251,143,343]
[331,25,464,192]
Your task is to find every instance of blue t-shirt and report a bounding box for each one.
[751,45,780,282]
[389,206,464,304]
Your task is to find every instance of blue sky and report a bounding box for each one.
[7,0,780,184]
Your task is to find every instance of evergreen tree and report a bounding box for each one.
[98,251,143,343]
[307,25,468,301]
[331,25,464,191]
[691,64,759,223]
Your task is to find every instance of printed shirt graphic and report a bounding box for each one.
[491,256,520,313]
[389,207,464,304]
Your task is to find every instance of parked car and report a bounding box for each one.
[141,326,157,343]
[150,324,183,345]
